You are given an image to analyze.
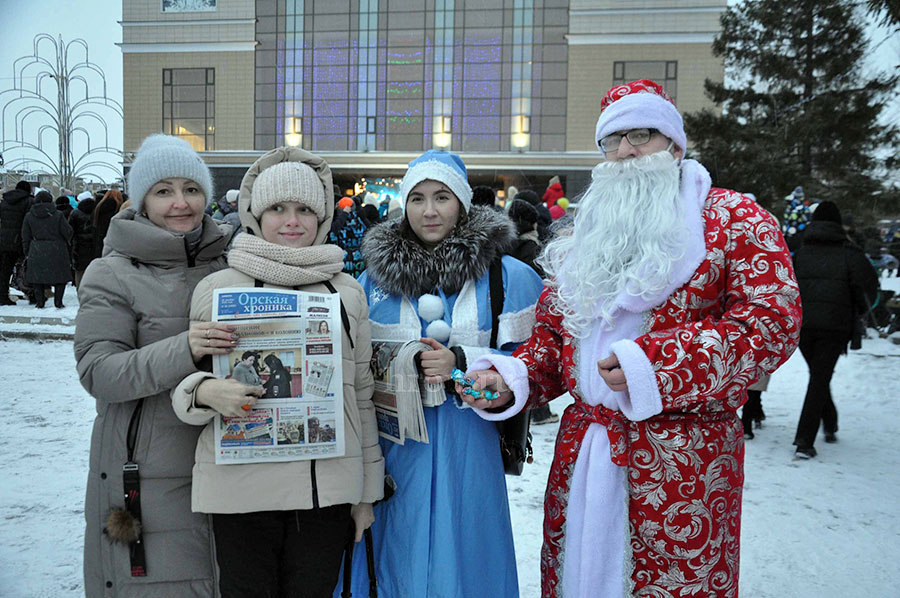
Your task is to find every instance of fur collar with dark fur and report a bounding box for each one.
[363,205,516,297]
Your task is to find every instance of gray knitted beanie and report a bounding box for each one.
[127,134,214,213]
[251,161,327,221]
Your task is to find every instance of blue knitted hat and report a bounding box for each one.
[399,150,472,213]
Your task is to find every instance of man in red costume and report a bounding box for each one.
[462,80,801,597]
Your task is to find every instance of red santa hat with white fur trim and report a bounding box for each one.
[594,79,687,155]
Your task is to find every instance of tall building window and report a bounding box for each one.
[281,0,305,147]
[357,0,379,151]
[431,0,454,149]
[458,0,504,152]
[162,68,215,151]
[613,61,677,101]
[510,0,534,151]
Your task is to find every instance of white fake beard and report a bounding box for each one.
[539,150,689,338]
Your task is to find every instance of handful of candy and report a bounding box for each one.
[450,368,499,401]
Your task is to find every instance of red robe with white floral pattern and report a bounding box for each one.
[514,189,801,597]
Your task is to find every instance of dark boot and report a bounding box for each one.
[53,284,65,308]
[34,284,46,308]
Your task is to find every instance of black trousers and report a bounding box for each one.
[794,329,844,448]
[0,251,18,299]
[212,504,352,598]
[33,284,66,307]
[742,390,763,434]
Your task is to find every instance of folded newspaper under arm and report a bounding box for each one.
[370,340,446,445]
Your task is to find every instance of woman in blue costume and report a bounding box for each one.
[339,150,543,597]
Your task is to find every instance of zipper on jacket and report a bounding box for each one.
[310,459,320,509]
[183,237,196,268]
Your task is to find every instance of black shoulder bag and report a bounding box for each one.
[488,258,533,476]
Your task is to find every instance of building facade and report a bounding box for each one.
[121,0,726,199]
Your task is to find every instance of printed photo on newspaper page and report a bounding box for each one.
[211,287,344,464]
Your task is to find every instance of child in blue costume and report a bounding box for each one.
[338,150,544,597]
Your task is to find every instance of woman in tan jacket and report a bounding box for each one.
[75,134,235,597]
[172,147,383,598]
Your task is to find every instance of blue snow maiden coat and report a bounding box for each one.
[338,205,544,598]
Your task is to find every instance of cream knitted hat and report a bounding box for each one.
[251,161,327,221]
[127,134,213,213]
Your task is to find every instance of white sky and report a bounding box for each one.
[0,1,895,184]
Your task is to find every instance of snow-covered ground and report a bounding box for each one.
[1,280,899,597]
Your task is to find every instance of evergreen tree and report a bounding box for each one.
[684,0,898,215]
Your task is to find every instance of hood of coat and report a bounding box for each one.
[237,146,334,247]
[363,205,515,297]
[102,208,230,266]
[802,220,848,245]
[29,202,56,219]
[2,189,31,206]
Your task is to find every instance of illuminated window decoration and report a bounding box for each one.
[431,0,454,149]
[357,0,378,151]
[276,0,304,148]
[162,67,215,151]
[255,2,564,153]
[510,0,534,152]
[385,45,425,151]
[456,35,503,152]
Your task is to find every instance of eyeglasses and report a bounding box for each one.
[598,128,659,153]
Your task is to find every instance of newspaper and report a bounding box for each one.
[211,287,344,465]
[370,339,445,445]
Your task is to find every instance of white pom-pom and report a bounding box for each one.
[417,294,444,322]
[425,319,451,344]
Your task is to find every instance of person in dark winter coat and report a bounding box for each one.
[68,197,97,287]
[92,189,123,256]
[21,190,73,308]
[506,199,544,277]
[328,196,368,278]
[262,353,293,398]
[791,200,879,459]
[506,198,560,426]
[472,185,500,211]
[55,195,74,221]
[514,189,553,243]
[0,180,33,304]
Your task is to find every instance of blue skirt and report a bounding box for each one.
[337,398,519,597]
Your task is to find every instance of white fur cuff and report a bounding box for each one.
[609,339,663,421]
[466,355,530,421]
[459,345,493,370]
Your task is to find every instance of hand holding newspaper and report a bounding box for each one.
[370,340,446,445]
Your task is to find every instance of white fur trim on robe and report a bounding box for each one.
[496,303,537,348]
[609,339,662,420]
[465,354,530,421]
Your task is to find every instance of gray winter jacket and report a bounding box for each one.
[74,209,229,598]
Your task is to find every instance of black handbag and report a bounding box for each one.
[487,258,533,476]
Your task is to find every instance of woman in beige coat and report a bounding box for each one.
[75,134,235,597]
[172,147,383,597]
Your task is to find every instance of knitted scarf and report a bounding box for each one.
[227,233,344,287]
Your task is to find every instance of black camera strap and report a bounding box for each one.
[124,398,147,576]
